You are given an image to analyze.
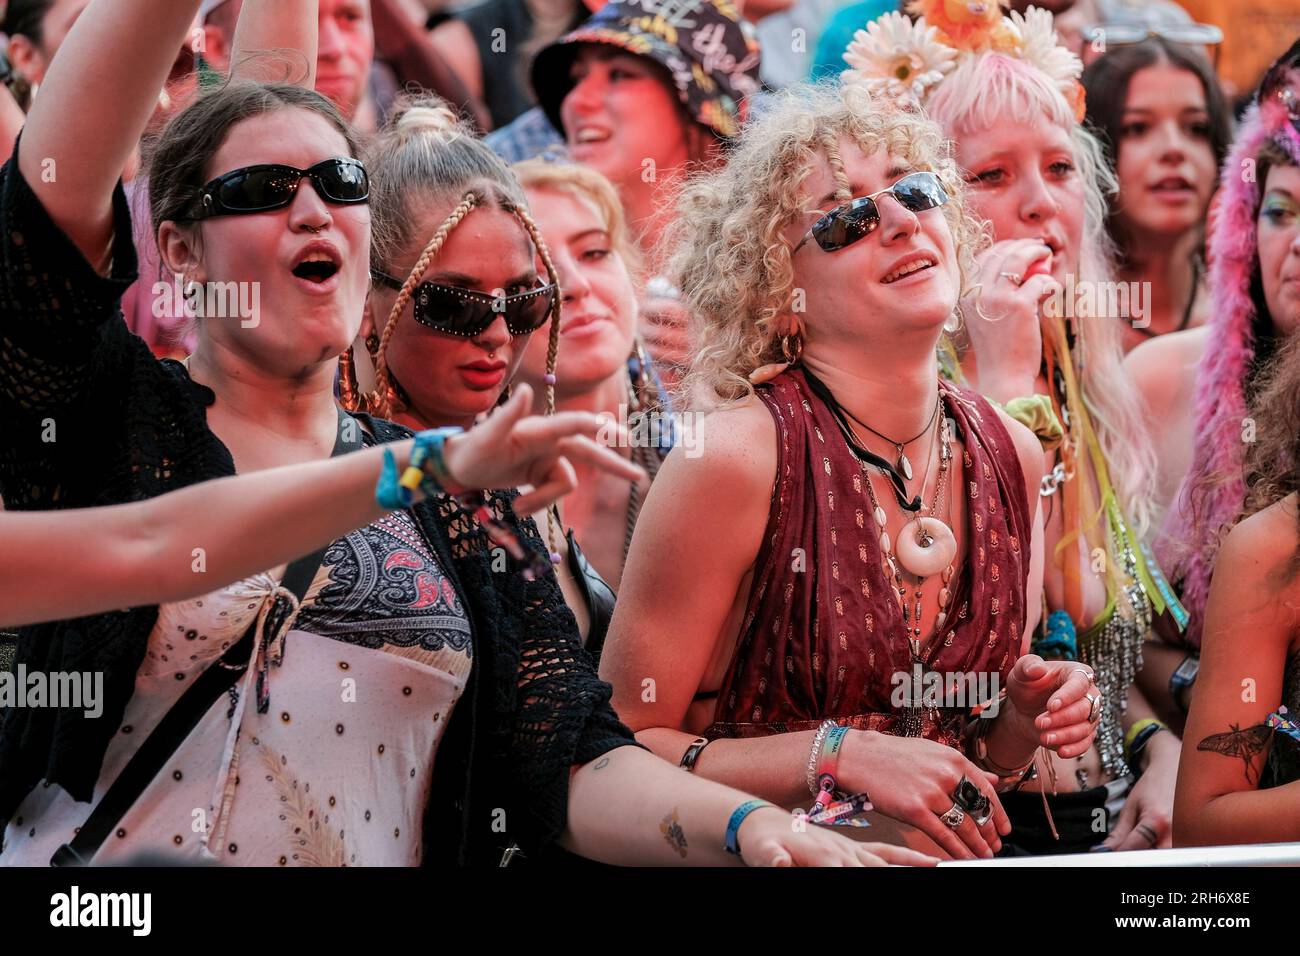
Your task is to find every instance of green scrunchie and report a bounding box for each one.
[1002,394,1064,451]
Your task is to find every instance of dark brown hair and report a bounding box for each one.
[3,0,55,46]
[1242,332,1300,583]
[144,80,361,236]
[1082,37,1232,267]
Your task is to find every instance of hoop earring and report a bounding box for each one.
[748,330,804,385]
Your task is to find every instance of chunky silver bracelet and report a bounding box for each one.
[805,720,837,794]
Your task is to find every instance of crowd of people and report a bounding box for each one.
[0,0,1297,868]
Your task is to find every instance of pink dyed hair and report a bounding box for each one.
[1160,93,1300,646]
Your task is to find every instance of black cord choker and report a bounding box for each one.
[800,367,923,513]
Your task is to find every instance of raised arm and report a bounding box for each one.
[229,0,319,87]
[1174,501,1300,846]
[18,0,204,264]
[370,0,490,131]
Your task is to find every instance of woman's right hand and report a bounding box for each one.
[441,382,645,514]
[736,806,940,867]
[839,730,1011,860]
[962,238,1060,402]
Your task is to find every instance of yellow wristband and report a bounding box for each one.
[1124,717,1167,754]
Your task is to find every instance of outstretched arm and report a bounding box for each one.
[0,441,412,626]
[561,745,937,867]
[18,0,204,265]
[1,385,642,626]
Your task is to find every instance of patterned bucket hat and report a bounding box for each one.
[531,0,762,140]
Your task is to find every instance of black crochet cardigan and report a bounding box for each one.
[0,146,635,865]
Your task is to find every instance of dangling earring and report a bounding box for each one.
[944,306,963,334]
[748,329,804,385]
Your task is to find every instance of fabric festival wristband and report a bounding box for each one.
[1124,718,1168,768]
[814,725,849,811]
[408,427,466,496]
[375,427,466,510]
[724,799,773,856]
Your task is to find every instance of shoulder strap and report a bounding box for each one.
[51,411,362,866]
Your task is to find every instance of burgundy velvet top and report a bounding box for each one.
[705,369,1031,751]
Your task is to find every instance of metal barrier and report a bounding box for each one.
[940,841,1300,866]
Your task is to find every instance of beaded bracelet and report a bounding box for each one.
[805,720,837,794]
[724,799,774,856]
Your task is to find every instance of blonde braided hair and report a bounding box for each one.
[365,190,480,419]
[345,190,568,561]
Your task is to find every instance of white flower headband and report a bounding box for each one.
[842,1,1086,121]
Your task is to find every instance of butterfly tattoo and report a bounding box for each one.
[1197,722,1274,786]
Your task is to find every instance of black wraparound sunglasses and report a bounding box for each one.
[180,157,370,221]
[794,171,949,254]
[372,271,558,338]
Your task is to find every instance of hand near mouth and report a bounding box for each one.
[961,238,1063,404]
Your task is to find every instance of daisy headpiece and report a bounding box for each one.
[842,1,1086,121]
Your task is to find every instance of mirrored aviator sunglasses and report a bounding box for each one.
[184,157,370,220]
[373,272,558,338]
[796,171,949,253]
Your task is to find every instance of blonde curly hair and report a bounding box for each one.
[667,81,986,407]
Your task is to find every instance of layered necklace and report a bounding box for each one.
[805,369,958,737]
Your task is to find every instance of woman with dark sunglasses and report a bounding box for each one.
[599,82,1102,862]
[340,107,671,662]
[0,0,918,869]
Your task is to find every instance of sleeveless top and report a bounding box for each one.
[3,485,472,866]
[705,369,1032,750]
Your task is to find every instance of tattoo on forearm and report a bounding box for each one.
[660,808,688,858]
[594,756,610,770]
[1197,722,1273,785]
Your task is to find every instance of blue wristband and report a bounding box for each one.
[724,799,773,856]
[376,427,465,510]
[411,427,464,496]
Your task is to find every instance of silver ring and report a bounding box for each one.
[1086,691,1102,724]
[999,271,1023,286]
[940,803,966,828]
[1071,667,1095,683]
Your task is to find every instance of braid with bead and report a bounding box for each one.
[509,200,564,562]
[368,191,481,418]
